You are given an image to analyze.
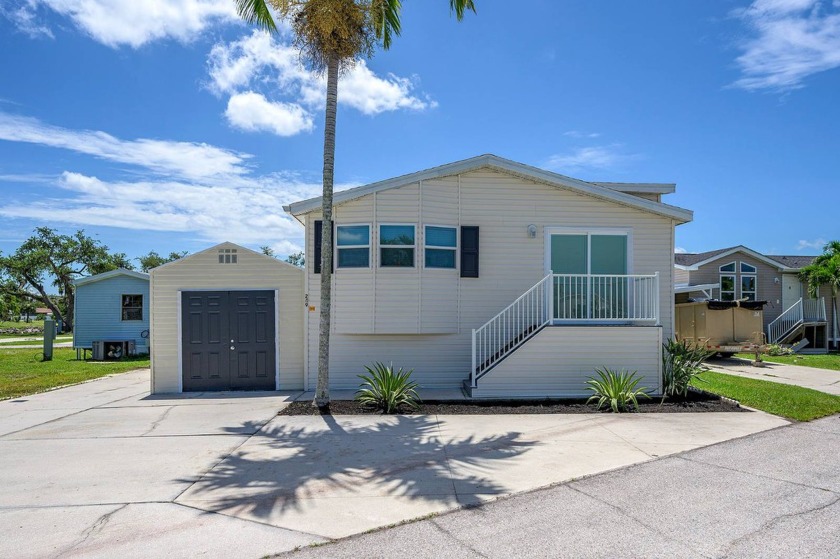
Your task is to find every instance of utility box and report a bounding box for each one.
[676,300,766,356]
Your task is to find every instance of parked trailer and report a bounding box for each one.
[675,300,767,357]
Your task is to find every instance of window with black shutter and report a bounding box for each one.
[460,226,479,278]
[313,220,334,274]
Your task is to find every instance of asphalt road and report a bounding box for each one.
[281,414,840,559]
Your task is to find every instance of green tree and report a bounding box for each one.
[800,240,840,349]
[0,228,126,331]
[138,250,188,272]
[285,251,305,267]
[236,0,477,407]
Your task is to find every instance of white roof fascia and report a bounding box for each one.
[683,246,798,272]
[674,264,693,271]
[284,154,693,224]
[73,268,149,287]
[674,282,719,294]
[593,182,676,194]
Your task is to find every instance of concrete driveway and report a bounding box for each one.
[709,357,840,395]
[0,369,787,558]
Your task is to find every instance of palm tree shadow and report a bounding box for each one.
[177,413,537,521]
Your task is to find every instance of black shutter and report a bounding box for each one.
[314,220,323,274]
[313,220,334,274]
[460,226,479,278]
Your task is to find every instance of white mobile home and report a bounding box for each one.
[149,243,304,393]
[285,154,693,397]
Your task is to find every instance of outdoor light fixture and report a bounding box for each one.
[527,224,537,238]
[774,277,780,284]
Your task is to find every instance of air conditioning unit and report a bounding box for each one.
[92,341,105,361]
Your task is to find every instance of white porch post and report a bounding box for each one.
[654,271,661,326]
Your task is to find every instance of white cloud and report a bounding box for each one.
[225,92,314,136]
[544,145,638,172]
[675,246,688,254]
[0,112,250,180]
[1,1,54,39]
[206,31,435,136]
[562,130,601,139]
[797,237,828,250]
[20,0,237,48]
[732,0,840,91]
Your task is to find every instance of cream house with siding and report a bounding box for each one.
[285,155,693,397]
[675,245,833,352]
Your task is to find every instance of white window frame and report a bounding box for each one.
[740,262,757,301]
[424,224,458,270]
[379,224,416,268]
[335,223,371,269]
[719,261,736,301]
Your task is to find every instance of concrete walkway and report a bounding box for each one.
[0,370,787,558]
[708,357,840,395]
[280,414,840,558]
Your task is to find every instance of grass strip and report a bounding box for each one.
[693,370,840,421]
[0,347,149,400]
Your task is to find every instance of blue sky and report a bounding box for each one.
[1,0,838,263]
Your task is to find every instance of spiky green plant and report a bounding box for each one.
[661,339,714,398]
[586,368,650,413]
[355,362,420,413]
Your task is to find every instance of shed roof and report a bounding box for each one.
[284,154,692,224]
[149,241,304,274]
[73,268,149,287]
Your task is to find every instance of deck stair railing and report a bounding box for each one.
[768,298,803,344]
[471,273,553,388]
[470,272,660,388]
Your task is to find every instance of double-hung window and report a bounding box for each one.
[121,295,143,321]
[425,226,457,269]
[740,262,757,301]
[336,225,370,268]
[719,262,736,301]
[380,225,415,267]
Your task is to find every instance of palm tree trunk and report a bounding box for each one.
[315,54,339,408]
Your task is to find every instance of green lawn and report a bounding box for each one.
[735,352,840,371]
[0,334,73,345]
[693,371,840,421]
[0,347,149,400]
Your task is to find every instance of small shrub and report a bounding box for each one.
[765,343,794,356]
[355,362,421,413]
[662,339,714,398]
[586,367,650,413]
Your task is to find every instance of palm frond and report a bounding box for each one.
[235,0,278,33]
[450,0,477,20]
[372,0,403,50]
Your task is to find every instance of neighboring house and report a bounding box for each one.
[73,269,150,356]
[149,242,304,394]
[675,246,834,351]
[283,154,692,398]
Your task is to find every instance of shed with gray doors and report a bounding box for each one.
[73,269,150,356]
[149,242,304,393]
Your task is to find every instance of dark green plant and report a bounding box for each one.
[355,362,420,413]
[765,343,794,356]
[662,339,714,398]
[586,368,650,413]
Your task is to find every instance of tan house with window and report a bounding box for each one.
[675,246,834,351]
[285,154,692,397]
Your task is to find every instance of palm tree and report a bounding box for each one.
[799,241,840,349]
[235,0,477,407]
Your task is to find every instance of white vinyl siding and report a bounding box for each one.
[150,242,304,393]
[470,326,662,398]
[303,168,675,390]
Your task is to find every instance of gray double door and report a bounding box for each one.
[181,290,276,391]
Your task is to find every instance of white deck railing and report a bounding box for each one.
[470,272,660,387]
[768,298,803,344]
[552,273,660,322]
[803,297,827,323]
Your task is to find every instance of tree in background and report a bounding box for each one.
[0,228,127,331]
[800,240,840,349]
[236,0,477,408]
[138,251,188,272]
[261,246,305,267]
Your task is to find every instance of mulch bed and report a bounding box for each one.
[279,390,746,416]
